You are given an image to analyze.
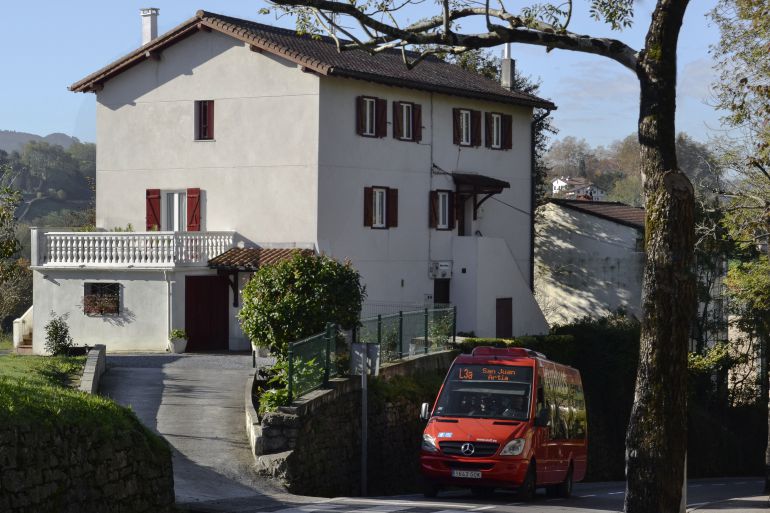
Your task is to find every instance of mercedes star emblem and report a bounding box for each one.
[460,442,475,456]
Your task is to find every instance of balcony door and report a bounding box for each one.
[164,191,186,232]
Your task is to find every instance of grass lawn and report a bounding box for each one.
[0,353,86,388]
[0,332,11,351]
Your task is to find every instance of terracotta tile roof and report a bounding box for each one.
[549,199,645,231]
[208,247,314,270]
[70,10,555,110]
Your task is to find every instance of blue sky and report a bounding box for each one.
[0,1,723,148]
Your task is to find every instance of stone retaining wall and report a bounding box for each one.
[0,421,174,513]
[250,351,456,496]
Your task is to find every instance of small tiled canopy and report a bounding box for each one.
[208,247,314,271]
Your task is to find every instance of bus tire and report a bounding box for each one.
[517,461,536,501]
[556,464,573,498]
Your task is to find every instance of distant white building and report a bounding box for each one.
[21,9,555,354]
[551,176,606,201]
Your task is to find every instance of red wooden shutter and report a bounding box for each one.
[393,102,403,139]
[502,114,513,150]
[429,190,438,228]
[471,110,482,147]
[413,104,422,142]
[186,188,201,232]
[207,101,214,140]
[146,189,161,231]
[448,191,456,229]
[375,98,387,137]
[363,187,373,227]
[356,96,366,135]
[386,188,398,228]
[484,112,493,148]
[452,108,461,145]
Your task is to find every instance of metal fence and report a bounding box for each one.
[287,323,337,402]
[287,306,456,401]
[355,306,456,364]
[360,301,452,319]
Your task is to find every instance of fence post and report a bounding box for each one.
[398,311,404,359]
[324,322,333,386]
[287,345,294,403]
[377,314,382,346]
[424,307,429,354]
[453,305,457,344]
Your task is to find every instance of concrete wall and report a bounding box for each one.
[534,203,645,325]
[95,30,320,245]
[452,236,548,337]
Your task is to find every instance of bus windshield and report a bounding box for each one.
[433,364,533,420]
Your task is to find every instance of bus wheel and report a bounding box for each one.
[557,464,573,498]
[517,462,536,501]
[423,482,440,498]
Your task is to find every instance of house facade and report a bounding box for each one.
[24,10,553,354]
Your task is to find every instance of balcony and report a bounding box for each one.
[31,229,235,269]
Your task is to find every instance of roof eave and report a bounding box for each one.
[330,68,556,110]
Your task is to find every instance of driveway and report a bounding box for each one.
[99,352,291,507]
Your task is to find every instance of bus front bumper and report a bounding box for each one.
[420,454,530,488]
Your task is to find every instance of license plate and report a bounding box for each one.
[451,470,482,479]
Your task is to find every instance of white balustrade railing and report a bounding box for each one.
[39,231,235,268]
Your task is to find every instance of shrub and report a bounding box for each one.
[44,313,73,355]
[255,356,325,414]
[169,329,187,340]
[238,252,365,357]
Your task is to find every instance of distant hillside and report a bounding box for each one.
[0,130,81,154]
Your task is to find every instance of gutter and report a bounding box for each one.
[529,107,554,291]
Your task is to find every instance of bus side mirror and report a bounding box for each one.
[534,408,549,427]
[420,402,431,421]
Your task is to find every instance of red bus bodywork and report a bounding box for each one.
[420,347,587,495]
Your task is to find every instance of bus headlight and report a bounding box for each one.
[500,438,525,456]
[422,434,439,453]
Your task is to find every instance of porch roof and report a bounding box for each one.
[208,247,313,271]
[451,173,511,195]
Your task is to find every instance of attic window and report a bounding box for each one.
[195,100,215,140]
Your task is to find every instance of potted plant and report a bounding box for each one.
[168,329,188,353]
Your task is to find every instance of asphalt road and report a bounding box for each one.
[183,478,767,513]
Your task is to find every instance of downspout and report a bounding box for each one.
[529,107,553,291]
[164,270,172,345]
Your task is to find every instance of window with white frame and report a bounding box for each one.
[491,113,502,149]
[364,98,376,136]
[437,191,450,229]
[372,187,387,228]
[401,103,413,140]
[460,109,471,146]
[165,191,187,232]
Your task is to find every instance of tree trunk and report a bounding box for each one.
[765,230,770,493]
[624,2,694,513]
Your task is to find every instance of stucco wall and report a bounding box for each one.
[316,77,539,335]
[534,203,645,325]
[95,30,320,244]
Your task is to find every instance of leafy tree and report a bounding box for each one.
[0,258,32,332]
[0,183,22,279]
[238,253,365,356]
[545,136,597,180]
[264,1,697,509]
[711,0,770,490]
[607,173,644,207]
[66,141,96,180]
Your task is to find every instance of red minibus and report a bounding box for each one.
[419,346,587,499]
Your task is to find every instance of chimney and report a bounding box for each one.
[501,43,515,91]
[141,8,159,46]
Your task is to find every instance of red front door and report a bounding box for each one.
[185,275,229,352]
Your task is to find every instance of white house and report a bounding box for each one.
[22,9,555,354]
[535,199,646,325]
